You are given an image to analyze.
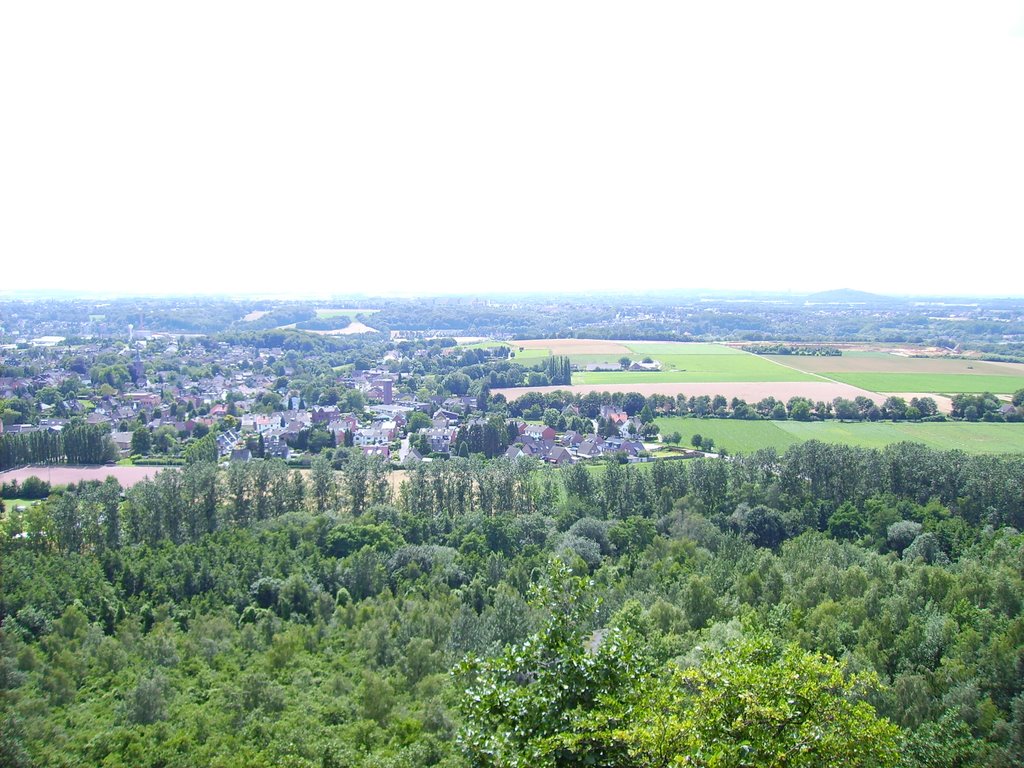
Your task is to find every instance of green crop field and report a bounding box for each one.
[460,338,1024,397]
[487,340,825,384]
[655,416,1024,454]
[512,348,551,360]
[825,372,1024,395]
[575,356,822,384]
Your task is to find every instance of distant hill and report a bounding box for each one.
[805,288,903,305]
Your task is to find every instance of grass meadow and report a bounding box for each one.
[655,417,1024,454]
[824,373,1024,395]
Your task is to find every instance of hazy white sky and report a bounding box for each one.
[2,2,1022,298]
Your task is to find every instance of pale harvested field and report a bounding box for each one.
[885,393,954,414]
[0,465,169,488]
[514,339,633,356]
[500,381,883,403]
[281,321,380,335]
[765,354,1023,376]
[242,310,270,322]
[315,321,379,335]
[300,468,410,495]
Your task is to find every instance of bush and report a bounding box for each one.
[19,476,50,500]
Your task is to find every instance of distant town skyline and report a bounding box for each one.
[3,2,1023,299]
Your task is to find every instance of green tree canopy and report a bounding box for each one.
[457,563,901,768]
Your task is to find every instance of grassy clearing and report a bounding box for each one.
[1,497,43,523]
[3,498,43,510]
[655,416,1024,454]
[825,373,1024,395]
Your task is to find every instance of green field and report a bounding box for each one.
[825,372,1024,395]
[511,348,551,360]
[575,356,822,384]
[655,417,1024,454]
[460,339,1024,394]
[482,341,827,384]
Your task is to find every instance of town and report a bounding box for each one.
[0,317,686,477]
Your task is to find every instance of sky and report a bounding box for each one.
[2,1,1023,299]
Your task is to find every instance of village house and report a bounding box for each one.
[361,444,390,459]
[523,424,557,442]
[421,426,458,454]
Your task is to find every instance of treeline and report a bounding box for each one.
[0,424,118,470]
[504,387,1024,424]
[740,343,842,356]
[13,440,1023,560]
[420,352,572,393]
[952,391,1024,421]
[213,328,386,355]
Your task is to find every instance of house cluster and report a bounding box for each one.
[2,336,669,469]
[504,422,646,466]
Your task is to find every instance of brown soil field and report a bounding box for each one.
[986,361,1024,375]
[514,339,633,356]
[0,465,170,488]
[499,381,883,403]
[764,354,1024,376]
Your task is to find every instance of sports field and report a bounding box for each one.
[655,417,1024,454]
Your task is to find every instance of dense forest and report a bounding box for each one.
[3,442,1024,766]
